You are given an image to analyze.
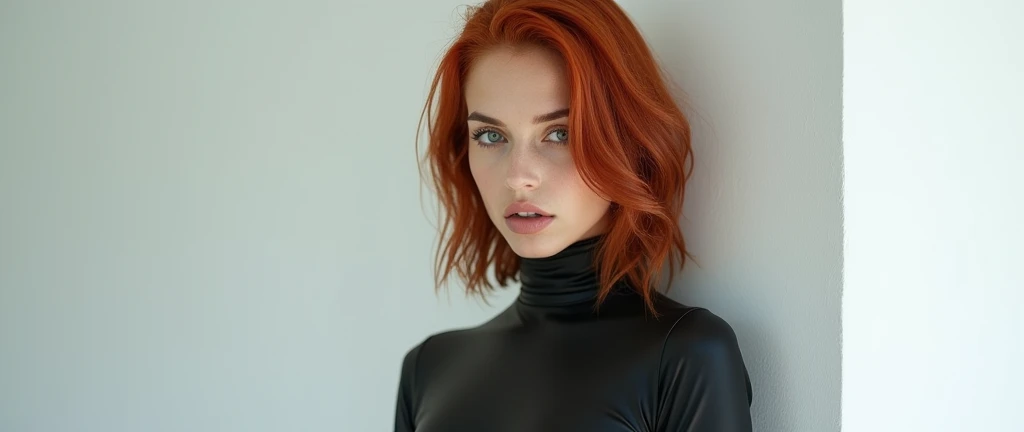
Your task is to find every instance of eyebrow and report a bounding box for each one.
[467,108,569,127]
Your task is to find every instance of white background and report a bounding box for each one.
[843,0,1023,430]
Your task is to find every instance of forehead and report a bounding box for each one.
[463,45,569,117]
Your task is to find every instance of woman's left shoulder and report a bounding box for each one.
[655,302,745,363]
[650,305,754,428]
[651,302,755,419]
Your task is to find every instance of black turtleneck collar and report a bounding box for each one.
[517,235,607,307]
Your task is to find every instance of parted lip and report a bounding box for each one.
[504,202,553,218]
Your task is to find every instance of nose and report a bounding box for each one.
[504,143,541,192]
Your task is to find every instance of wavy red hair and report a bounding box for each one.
[416,0,695,318]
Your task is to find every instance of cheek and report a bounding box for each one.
[468,152,500,209]
[566,168,611,214]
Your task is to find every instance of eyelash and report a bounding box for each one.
[470,127,569,148]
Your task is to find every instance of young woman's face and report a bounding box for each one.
[464,45,611,258]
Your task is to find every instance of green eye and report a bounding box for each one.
[483,131,503,143]
[471,128,506,146]
[547,129,569,143]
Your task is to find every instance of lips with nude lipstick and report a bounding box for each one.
[504,202,554,235]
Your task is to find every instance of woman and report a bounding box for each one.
[395,0,754,430]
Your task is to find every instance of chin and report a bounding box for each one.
[503,232,569,259]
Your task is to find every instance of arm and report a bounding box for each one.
[656,308,754,432]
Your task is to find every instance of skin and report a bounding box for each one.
[464,44,612,259]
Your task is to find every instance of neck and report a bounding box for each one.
[517,235,606,307]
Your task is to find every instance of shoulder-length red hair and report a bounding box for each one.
[417,0,694,318]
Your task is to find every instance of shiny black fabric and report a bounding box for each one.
[394,235,754,431]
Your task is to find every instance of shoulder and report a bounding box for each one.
[397,328,448,374]
[647,292,741,352]
[397,325,486,400]
[400,335,427,368]
[400,301,520,365]
[664,307,741,351]
[400,327,455,361]
[656,306,753,404]
[653,306,754,429]
[660,307,745,366]
[400,325,479,372]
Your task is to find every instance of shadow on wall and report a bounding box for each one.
[622,0,844,431]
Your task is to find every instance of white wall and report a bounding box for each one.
[0,1,842,431]
[843,1,1023,431]
[0,1,479,431]
[620,1,843,430]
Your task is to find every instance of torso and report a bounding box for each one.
[410,292,699,432]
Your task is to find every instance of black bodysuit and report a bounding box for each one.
[394,235,754,431]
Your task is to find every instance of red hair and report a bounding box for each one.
[416,0,694,318]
